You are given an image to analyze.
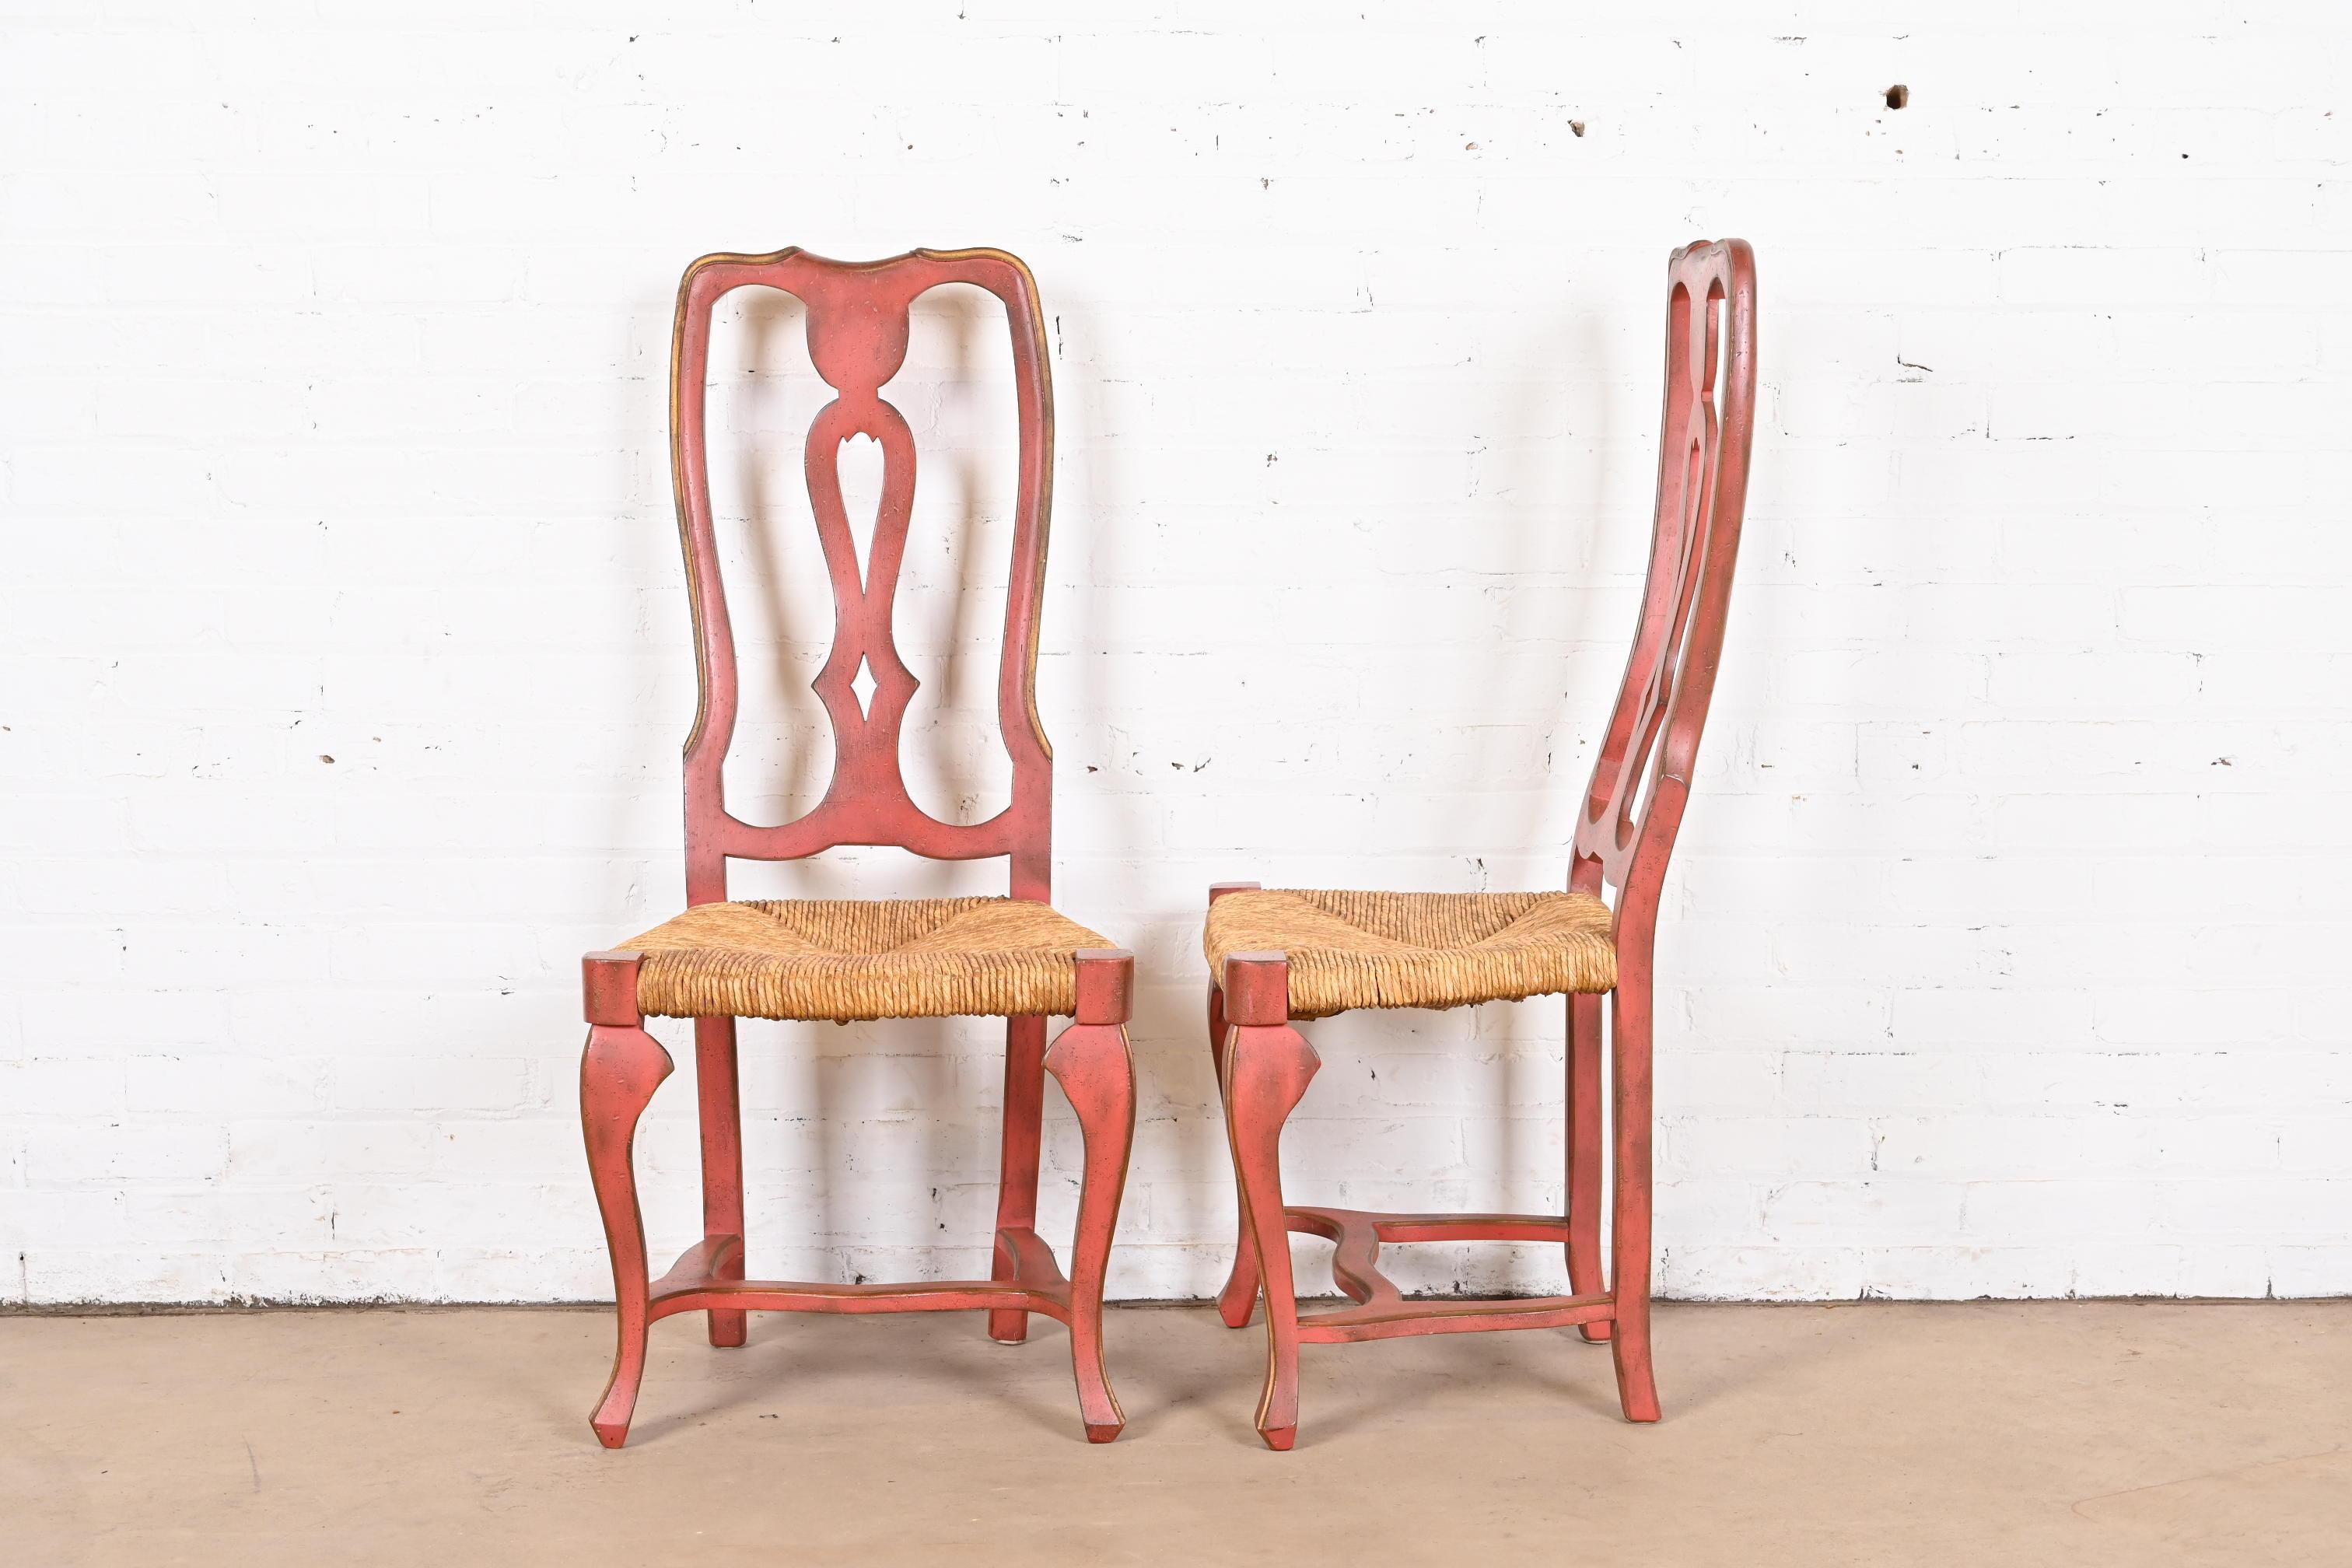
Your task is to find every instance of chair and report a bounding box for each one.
[579,247,1136,1448]
[1202,239,1757,1449]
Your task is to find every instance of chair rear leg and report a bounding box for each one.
[695,1014,747,1348]
[1608,980,1661,1423]
[989,1013,1048,1344]
[1567,990,1611,1343]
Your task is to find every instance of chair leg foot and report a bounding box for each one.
[709,1311,747,1348]
[1214,1251,1258,1329]
[988,1230,1030,1344]
[1069,1342,1124,1441]
[590,1391,639,1450]
[1259,1424,1297,1452]
[1612,1305,1661,1423]
[587,1304,653,1450]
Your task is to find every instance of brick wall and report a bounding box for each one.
[3,3,2348,1303]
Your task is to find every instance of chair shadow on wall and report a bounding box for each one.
[1052,294,1230,1341]
[1263,300,1619,1311]
[1478,303,1616,1304]
[1031,287,1636,1323]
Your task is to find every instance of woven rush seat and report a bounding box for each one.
[624,898,1111,1022]
[1204,888,1616,1018]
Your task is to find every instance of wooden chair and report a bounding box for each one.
[1202,240,1757,1449]
[579,247,1136,1448]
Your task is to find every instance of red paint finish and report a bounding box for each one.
[1207,240,1758,1447]
[579,248,1136,1449]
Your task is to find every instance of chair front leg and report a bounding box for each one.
[1045,950,1137,1443]
[580,951,674,1450]
[694,1014,747,1349]
[990,1013,1049,1345]
[1609,972,1662,1423]
[1220,953,1319,1451]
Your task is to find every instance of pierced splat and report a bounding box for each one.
[670,247,1057,907]
[803,341,921,818]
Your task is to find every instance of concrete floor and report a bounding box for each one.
[4,1301,2347,1566]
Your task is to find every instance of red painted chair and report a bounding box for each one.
[579,247,1136,1448]
[1202,240,1757,1449]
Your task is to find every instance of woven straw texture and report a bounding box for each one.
[625,898,1111,1022]
[1204,888,1616,1017]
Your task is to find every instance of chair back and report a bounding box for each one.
[666,248,1057,905]
[1573,240,1758,936]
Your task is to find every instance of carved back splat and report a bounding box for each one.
[668,248,1056,908]
[1572,240,1758,929]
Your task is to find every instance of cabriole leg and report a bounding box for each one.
[1046,950,1136,1443]
[989,1013,1048,1345]
[581,951,674,1450]
[695,1013,747,1348]
[1220,952,1319,1452]
[1567,989,1610,1343]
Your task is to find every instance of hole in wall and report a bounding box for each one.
[1885,83,1909,110]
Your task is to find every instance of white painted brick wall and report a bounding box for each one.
[3,2,2349,1305]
